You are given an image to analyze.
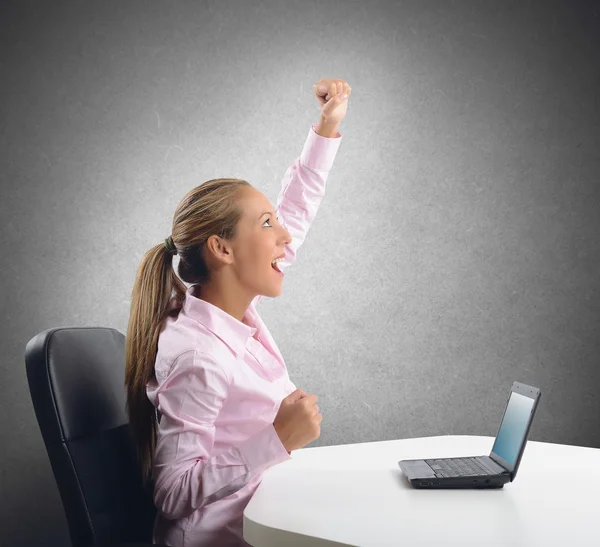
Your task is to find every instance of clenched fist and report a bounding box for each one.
[313,78,352,124]
[273,388,322,452]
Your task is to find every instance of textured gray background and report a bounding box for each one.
[1,0,599,545]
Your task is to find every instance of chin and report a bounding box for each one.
[255,269,284,298]
[262,281,283,298]
[264,287,283,298]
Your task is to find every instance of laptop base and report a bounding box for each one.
[406,476,507,489]
[398,458,511,489]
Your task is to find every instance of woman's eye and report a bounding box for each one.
[263,216,279,227]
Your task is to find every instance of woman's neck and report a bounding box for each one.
[195,281,253,324]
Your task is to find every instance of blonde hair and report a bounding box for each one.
[125,178,251,483]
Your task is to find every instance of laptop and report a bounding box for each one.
[398,381,541,488]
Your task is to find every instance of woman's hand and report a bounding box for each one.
[313,78,352,124]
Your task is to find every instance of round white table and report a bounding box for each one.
[243,435,600,546]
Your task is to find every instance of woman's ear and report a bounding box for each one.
[205,235,234,266]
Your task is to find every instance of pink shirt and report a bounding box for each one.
[146,123,343,547]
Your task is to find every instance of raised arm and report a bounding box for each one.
[251,78,351,308]
[275,121,343,271]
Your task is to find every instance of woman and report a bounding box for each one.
[125,77,351,546]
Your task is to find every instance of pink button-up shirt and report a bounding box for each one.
[146,123,342,547]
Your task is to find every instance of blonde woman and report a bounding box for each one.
[125,77,351,546]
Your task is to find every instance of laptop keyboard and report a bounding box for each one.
[425,457,497,478]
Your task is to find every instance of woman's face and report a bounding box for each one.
[226,186,292,298]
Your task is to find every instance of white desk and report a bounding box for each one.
[243,435,600,546]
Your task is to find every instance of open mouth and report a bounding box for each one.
[271,259,283,274]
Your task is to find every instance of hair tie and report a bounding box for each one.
[164,236,177,256]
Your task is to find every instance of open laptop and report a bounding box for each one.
[398,381,541,488]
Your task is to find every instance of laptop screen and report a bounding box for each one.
[491,391,536,466]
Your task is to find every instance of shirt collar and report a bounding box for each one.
[181,284,256,357]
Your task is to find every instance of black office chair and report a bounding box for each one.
[25,327,161,547]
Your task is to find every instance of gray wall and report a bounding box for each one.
[2,0,599,545]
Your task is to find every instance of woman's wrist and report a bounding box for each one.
[315,116,341,138]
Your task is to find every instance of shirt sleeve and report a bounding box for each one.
[251,123,342,309]
[151,350,291,520]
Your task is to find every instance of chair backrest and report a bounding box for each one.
[25,327,156,547]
